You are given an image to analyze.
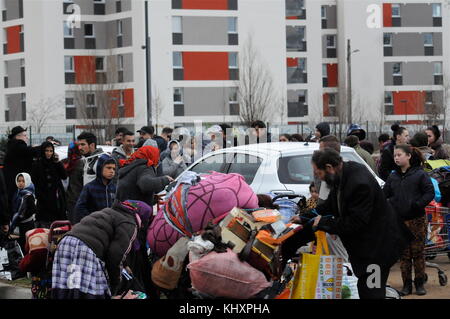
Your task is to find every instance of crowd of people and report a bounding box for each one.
[0,119,447,299]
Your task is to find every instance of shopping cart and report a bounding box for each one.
[424,205,450,286]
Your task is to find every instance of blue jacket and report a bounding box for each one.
[74,155,117,224]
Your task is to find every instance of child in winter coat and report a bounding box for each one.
[74,154,117,224]
[383,144,435,297]
[10,173,37,251]
[306,182,319,210]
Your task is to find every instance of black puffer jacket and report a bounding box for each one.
[116,159,170,206]
[65,204,138,294]
[383,165,435,221]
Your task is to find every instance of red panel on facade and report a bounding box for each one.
[74,56,96,84]
[383,3,392,27]
[286,16,299,20]
[6,25,21,54]
[109,90,121,118]
[287,58,298,67]
[327,64,338,87]
[393,91,426,115]
[123,88,135,118]
[182,0,228,10]
[323,93,330,117]
[183,52,229,80]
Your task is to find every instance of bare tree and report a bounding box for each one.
[151,85,165,134]
[28,96,65,134]
[236,36,278,127]
[71,49,128,143]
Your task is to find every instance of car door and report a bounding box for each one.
[188,152,233,175]
[226,153,263,189]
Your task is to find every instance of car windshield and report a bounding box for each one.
[278,151,365,184]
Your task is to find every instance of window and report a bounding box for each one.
[425,91,433,104]
[424,33,433,47]
[117,20,123,36]
[384,33,392,46]
[385,92,393,104]
[228,17,237,33]
[95,57,104,71]
[326,35,336,48]
[173,52,183,68]
[84,23,94,37]
[118,55,124,71]
[392,4,400,17]
[229,87,239,115]
[322,64,327,78]
[119,91,125,106]
[66,94,75,108]
[63,22,74,37]
[174,88,183,104]
[393,63,401,75]
[228,154,262,185]
[434,62,443,75]
[229,52,238,69]
[321,6,327,19]
[64,56,74,71]
[172,16,182,33]
[432,3,442,18]
[329,94,336,106]
[86,93,95,106]
[190,153,229,175]
[286,26,306,51]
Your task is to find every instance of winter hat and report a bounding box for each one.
[19,228,50,273]
[8,126,26,139]
[346,124,367,141]
[315,122,330,138]
[427,125,441,141]
[151,237,190,290]
[24,228,50,254]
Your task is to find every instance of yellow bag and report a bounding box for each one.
[290,231,329,299]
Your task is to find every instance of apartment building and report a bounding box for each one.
[0,0,147,137]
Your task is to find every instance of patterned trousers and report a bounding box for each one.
[400,216,427,282]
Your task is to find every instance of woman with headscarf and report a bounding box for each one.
[31,141,67,228]
[115,146,173,207]
[63,142,82,224]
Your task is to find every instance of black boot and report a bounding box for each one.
[414,278,427,296]
[399,279,413,296]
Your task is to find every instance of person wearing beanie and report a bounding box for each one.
[344,135,376,172]
[425,125,449,160]
[312,122,331,142]
[410,132,434,161]
[378,123,410,181]
[347,124,367,142]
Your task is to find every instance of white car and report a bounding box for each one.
[55,145,115,161]
[178,142,384,198]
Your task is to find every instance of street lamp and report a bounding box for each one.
[347,39,360,125]
[400,99,408,123]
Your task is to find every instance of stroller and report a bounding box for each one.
[29,221,72,299]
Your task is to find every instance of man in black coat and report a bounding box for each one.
[3,126,40,217]
[307,148,413,299]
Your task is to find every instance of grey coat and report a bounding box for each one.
[162,156,187,179]
[115,159,170,206]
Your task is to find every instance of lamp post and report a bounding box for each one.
[401,99,408,123]
[143,0,152,127]
[347,39,360,125]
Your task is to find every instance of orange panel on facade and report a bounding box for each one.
[323,93,330,117]
[183,52,229,80]
[182,0,228,10]
[109,89,134,118]
[123,89,135,118]
[109,90,121,118]
[287,58,298,67]
[393,91,426,115]
[74,56,96,84]
[6,25,21,54]
[327,64,338,87]
[383,3,392,27]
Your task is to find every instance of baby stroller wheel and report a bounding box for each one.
[438,271,448,286]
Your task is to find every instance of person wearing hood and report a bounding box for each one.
[10,173,37,251]
[116,146,173,207]
[347,124,367,142]
[410,132,435,161]
[3,126,40,217]
[426,125,449,159]
[74,154,117,224]
[51,201,144,299]
[31,141,68,228]
[162,140,188,179]
[311,122,330,142]
[383,144,435,296]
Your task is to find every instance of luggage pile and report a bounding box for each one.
[148,172,347,299]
